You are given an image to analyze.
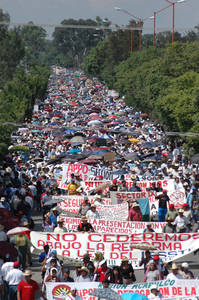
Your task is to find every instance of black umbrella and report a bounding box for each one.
[124,153,139,161]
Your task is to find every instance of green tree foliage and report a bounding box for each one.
[84,40,199,152]
[20,22,47,65]
[52,17,111,67]
[0,10,25,87]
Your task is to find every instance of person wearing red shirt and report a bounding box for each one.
[17,269,46,300]
[95,260,110,282]
[128,202,142,221]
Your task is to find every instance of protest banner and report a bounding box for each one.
[31,231,199,268]
[62,163,114,182]
[46,280,199,300]
[96,202,128,220]
[58,181,111,194]
[54,196,112,215]
[60,216,166,234]
[110,191,151,220]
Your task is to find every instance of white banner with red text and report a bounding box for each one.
[60,216,166,234]
[46,280,199,300]
[30,231,199,268]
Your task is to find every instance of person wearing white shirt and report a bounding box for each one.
[166,263,183,280]
[0,225,7,242]
[173,209,189,233]
[6,262,24,296]
[86,205,100,219]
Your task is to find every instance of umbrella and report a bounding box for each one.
[7,226,30,236]
[112,169,129,175]
[100,134,113,139]
[130,244,157,250]
[90,288,122,300]
[70,136,85,144]
[121,293,149,300]
[124,153,139,161]
[140,142,158,148]
[80,158,98,165]
[68,148,81,154]
[0,217,20,231]
[0,242,18,259]
[129,138,140,143]
[88,120,102,126]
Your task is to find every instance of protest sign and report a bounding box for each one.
[60,216,166,234]
[110,191,151,220]
[46,280,199,300]
[62,163,114,182]
[55,196,112,215]
[96,202,128,220]
[31,231,199,268]
[58,181,111,194]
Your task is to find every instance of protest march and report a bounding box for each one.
[0,66,199,300]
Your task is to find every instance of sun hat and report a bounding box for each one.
[150,284,158,291]
[80,267,89,274]
[81,216,88,221]
[181,262,189,269]
[171,263,178,270]
[23,269,32,276]
[179,208,184,213]
[57,217,64,223]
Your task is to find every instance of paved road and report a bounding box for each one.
[30,212,199,299]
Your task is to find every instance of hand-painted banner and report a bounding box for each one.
[46,280,199,300]
[96,202,128,220]
[54,196,112,215]
[58,180,111,194]
[60,216,166,234]
[110,191,155,219]
[62,163,114,182]
[30,231,199,268]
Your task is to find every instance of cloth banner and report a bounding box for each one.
[60,216,166,234]
[95,202,128,220]
[55,196,112,215]
[62,163,114,182]
[30,231,199,268]
[110,191,152,219]
[58,180,111,194]
[46,280,199,300]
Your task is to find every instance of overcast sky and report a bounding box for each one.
[0,0,198,37]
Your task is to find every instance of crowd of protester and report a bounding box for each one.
[0,67,198,300]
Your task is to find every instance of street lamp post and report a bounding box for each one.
[150,4,173,48]
[115,7,150,51]
[165,0,186,43]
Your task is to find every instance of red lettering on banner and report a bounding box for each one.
[104,234,114,243]
[111,243,121,251]
[47,233,60,241]
[110,252,119,259]
[46,242,53,247]
[159,287,169,296]
[178,234,191,241]
[193,233,199,239]
[38,240,45,247]
[72,242,81,249]
[96,243,104,251]
[122,243,129,251]
[55,242,62,249]
[87,242,95,251]
[131,234,142,242]
[117,235,129,242]
[88,234,101,242]
[62,250,70,256]
[172,287,182,296]
[62,234,77,242]
[143,233,154,241]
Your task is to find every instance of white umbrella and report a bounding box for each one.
[7,226,30,236]
[88,120,102,126]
